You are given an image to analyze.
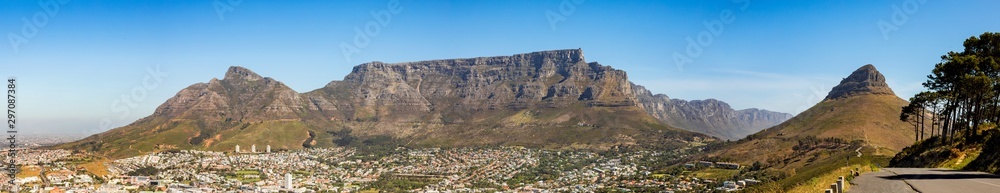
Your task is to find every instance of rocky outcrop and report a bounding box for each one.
[633,84,792,140]
[825,64,896,100]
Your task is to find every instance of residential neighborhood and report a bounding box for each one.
[1,146,758,192]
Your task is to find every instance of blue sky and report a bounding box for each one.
[1,0,997,135]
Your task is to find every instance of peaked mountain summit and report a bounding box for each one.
[60,49,786,158]
[154,66,305,122]
[825,64,896,100]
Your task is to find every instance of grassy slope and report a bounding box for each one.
[208,121,312,152]
[54,117,202,158]
[55,118,313,158]
[784,163,878,193]
[709,95,913,163]
[703,94,914,192]
[757,94,917,152]
[693,168,740,180]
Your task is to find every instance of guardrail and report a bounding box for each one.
[824,176,845,193]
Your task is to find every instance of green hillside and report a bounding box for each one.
[692,65,919,192]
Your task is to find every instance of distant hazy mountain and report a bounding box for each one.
[634,84,792,140]
[58,49,786,158]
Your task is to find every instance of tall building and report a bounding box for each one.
[251,144,256,153]
[285,173,293,189]
[266,145,271,153]
[235,145,240,153]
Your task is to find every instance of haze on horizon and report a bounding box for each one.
[1,0,998,136]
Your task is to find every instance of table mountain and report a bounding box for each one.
[59,49,786,158]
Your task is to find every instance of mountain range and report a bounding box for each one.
[634,85,793,140]
[59,49,790,158]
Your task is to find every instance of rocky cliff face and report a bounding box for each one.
[305,49,638,124]
[62,49,791,158]
[825,64,896,100]
[633,84,792,140]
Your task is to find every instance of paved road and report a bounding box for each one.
[849,169,916,193]
[850,168,1000,193]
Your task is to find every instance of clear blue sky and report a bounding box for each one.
[1,0,997,135]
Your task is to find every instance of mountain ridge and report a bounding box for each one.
[632,84,793,140]
[59,49,786,158]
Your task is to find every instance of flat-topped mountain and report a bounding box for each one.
[310,49,637,119]
[59,49,786,158]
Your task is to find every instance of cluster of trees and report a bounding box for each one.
[127,166,161,176]
[329,129,403,161]
[901,32,1000,142]
[368,175,438,192]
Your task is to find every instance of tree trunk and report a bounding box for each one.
[920,107,926,141]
